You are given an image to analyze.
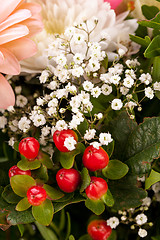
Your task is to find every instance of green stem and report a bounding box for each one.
[95,106,111,129]
[50,222,61,237]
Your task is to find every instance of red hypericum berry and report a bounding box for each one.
[19,137,40,160]
[53,129,78,152]
[8,165,31,178]
[82,146,109,171]
[85,176,108,200]
[27,186,47,206]
[56,168,81,193]
[87,220,112,240]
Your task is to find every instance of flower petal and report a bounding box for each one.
[0,74,15,109]
[104,0,123,9]
[0,48,20,75]
[2,37,37,61]
[0,0,23,23]
[0,9,31,32]
[0,24,29,45]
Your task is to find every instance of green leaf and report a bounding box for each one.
[142,5,159,20]
[43,184,64,200]
[17,224,25,237]
[129,35,150,47]
[102,160,129,180]
[10,175,36,197]
[53,193,85,213]
[77,119,89,136]
[57,143,84,169]
[32,165,49,183]
[7,206,35,225]
[125,117,160,175]
[108,111,137,161]
[69,235,75,240]
[80,168,91,193]
[85,199,105,215]
[138,12,160,30]
[13,142,19,152]
[102,55,108,69]
[32,199,54,226]
[79,235,92,240]
[36,221,58,240]
[145,169,160,189]
[2,185,21,203]
[0,209,11,231]
[17,158,41,171]
[108,230,117,240]
[144,35,160,58]
[152,56,160,100]
[65,212,71,240]
[0,157,8,163]
[16,197,31,211]
[109,175,147,210]
[101,189,114,207]
[152,236,160,240]
[38,151,54,169]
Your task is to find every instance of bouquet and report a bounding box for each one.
[0,0,160,239]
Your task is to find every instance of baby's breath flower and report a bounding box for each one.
[101,84,112,95]
[55,120,68,131]
[139,73,152,85]
[18,117,31,132]
[84,129,96,140]
[0,116,7,129]
[16,95,28,107]
[64,136,77,151]
[91,87,101,98]
[107,217,119,229]
[138,228,147,238]
[111,99,123,110]
[153,82,160,91]
[39,70,49,83]
[145,87,154,99]
[32,114,46,127]
[90,141,101,149]
[99,132,113,146]
[83,81,94,91]
[135,213,147,226]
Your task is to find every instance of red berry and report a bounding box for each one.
[85,176,108,200]
[87,220,112,240]
[19,137,40,160]
[56,168,81,193]
[27,186,47,206]
[9,165,31,178]
[53,129,78,152]
[82,146,109,171]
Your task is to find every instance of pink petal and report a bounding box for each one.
[0,24,29,45]
[19,2,42,16]
[0,9,31,32]
[104,0,123,9]
[0,74,15,109]
[0,48,20,75]
[0,0,23,23]
[22,19,43,37]
[2,37,37,61]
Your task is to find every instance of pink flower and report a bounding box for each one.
[0,0,43,109]
[104,0,123,9]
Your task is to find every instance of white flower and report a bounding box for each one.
[91,87,101,98]
[8,137,15,147]
[32,114,46,127]
[84,129,96,140]
[138,228,147,238]
[152,182,160,193]
[96,113,103,119]
[72,33,86,45]
[41,126,51,137]
[65,83,77,94]
[16,95,28,107]
[18,117,31,132]
[126,59,140,68]
[110,74,121,85]
[100,73,112,84]
[109,64,123,75]
[90,141,101,149]
[47,80,58,90]
[64,136,77,151]
[87,59,100,72]
[139,73,152,85]
[111,99,123,110]
[118,48,125,57]
[47,107,57,116]
[55,54,67,66]
[9,120,18,132]
[55,120,68,131]
[72,66,84,78]
[99,132,113,146]
[39,70,49,83]
[101,84,112,95]
[123,76,134,88]
[0,116,7,129]
[48,98,58,108]
[137,176,145,182]
[7,106,15,112]
[37,97,45,106]
[142,197,151,207]
[135,214,148,226]
[56,89,68,99]
[125,69,136,79]
[145,87,154,99]
[83,81,94,91]
[15,86,22,94]
[70,96,81,110]
[153,81,160,91]
[107,217,119,229]
[124,101,137,110]
[73,53,84,64]
[120,86,129,95]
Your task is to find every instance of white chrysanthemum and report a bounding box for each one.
[21,0,138,73]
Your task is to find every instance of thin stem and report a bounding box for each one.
[95,106,111,129]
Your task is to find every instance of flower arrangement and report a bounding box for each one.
[0,0,160,239]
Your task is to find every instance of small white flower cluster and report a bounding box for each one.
[107,217,119,229]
